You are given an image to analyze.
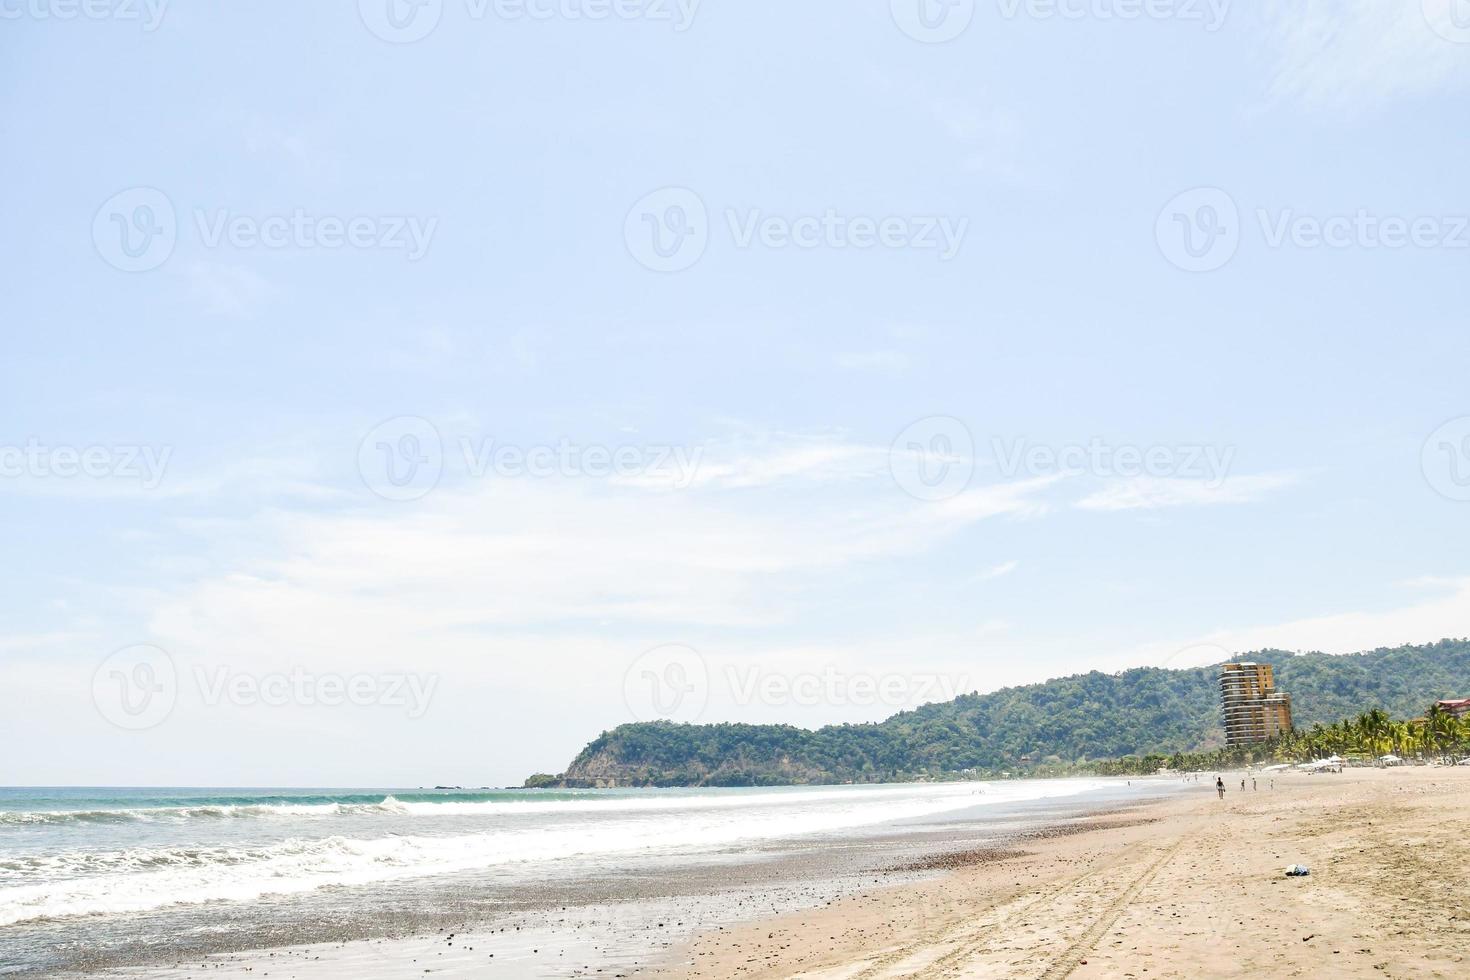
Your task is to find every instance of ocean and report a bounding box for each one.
[0,779,1147,976]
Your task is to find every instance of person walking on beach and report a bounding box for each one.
[1240,778,1246,791]
[1252,777,1257,791]
[1216,776,1225,799]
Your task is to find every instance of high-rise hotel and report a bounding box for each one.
[1219,662,1293,746]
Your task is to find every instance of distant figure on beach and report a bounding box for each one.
[1216,777,1225,799]
[1252,778,1257,791]
[1241,778,1246,790]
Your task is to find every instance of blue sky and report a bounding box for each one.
[4,1,1470,786]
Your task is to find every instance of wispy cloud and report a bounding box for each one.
[133,452,1055,681]
[612,432,894,491]
[186,260,274,318]
[1125,576,1470,670]
[834,350,911,373]
[1260,0,1470,112]
[1074,473,1298,512]
[977,559,1020,581]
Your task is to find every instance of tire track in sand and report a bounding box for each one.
[1031,836,1187,980]
[844,841,1142,980]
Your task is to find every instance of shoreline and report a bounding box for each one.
[38,782,1160,979]
[37,771,1469,978]
[652,767,1470,979]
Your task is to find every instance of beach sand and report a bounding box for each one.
[655,767,1470,980]
[86,770,1469,980]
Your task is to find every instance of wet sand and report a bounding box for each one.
[654,767,1470,979]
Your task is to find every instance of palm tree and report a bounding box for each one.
[1425,704,1457,760]
[1356,708,1392,759]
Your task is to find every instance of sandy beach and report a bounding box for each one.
[20,781,1146,979]
[63,768,1470,980]
[656,767,1470,980]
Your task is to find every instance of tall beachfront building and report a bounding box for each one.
[1219,662,1293,746]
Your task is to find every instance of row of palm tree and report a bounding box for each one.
[1090,705,1469,776]
[1271,705,1468,762]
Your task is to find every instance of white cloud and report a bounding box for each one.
[1075,473,1297,512]
[138,464,1055,678]
[625,437,885,491]
[1114,577,1470,673]
[1260,1,1470,111]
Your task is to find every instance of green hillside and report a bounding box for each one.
[529,639,1470,787]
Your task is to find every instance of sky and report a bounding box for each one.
[3,1,1470,787]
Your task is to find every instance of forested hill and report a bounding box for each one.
[529,639,1470,787]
